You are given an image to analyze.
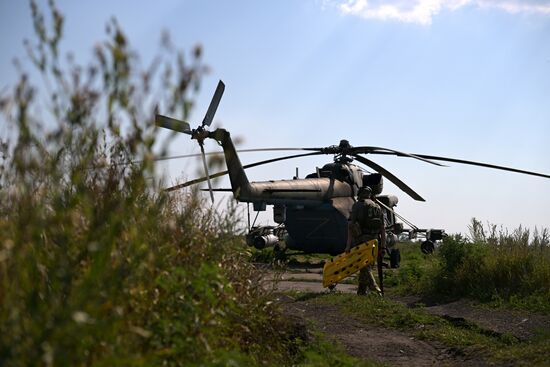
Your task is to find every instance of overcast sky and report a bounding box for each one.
[1,0,549,235]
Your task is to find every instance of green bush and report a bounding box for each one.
[388,219,550,313]
[425,220,550,312]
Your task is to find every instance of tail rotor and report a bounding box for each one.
[155,80,226,203]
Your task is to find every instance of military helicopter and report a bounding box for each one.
[154,80,550,260]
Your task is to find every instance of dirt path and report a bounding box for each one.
[267,265,550,342]
[281,295,485,366]
[406,298,550,341]
[265,264,550,366]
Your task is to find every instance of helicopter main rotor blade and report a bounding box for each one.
[370,152,550,179]
[352,146,445,167]
[166,171,228,192]
[164,151,323,192]
[119,148,313,166]
[154,147,549,180]
[155,114,192,134]
[140,144,445,166]
[353,154,425,202]
[202,80,225,127]
[150,148,315,162]
[413,154,550,179]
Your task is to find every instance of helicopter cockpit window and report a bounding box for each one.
[305,164,354,184]
[316,164,353,183]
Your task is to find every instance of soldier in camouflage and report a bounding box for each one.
[346,186,385,296]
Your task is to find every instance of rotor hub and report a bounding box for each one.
[339,139,351,150]
[332,139,353,163]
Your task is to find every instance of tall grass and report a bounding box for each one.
[425,219,550,313]
[0,2,302,365]
[0,185,292,365]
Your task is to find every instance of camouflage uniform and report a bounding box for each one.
[348,188,384,295]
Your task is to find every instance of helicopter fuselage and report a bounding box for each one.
[207,128,391,254]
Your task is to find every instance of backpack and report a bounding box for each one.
[357,199,383,234]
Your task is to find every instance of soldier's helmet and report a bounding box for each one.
[357,186,372,199]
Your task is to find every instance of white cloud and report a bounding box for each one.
[334,0,550,25]
[477,0,550,15]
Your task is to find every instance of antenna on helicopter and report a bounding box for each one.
[155,80,225,203]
